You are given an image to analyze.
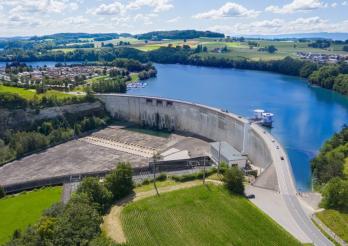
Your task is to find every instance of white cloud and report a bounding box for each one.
[209,16,340,35]
[193,2,260,19]
[266,0,327,14]
[342,1,348,5]
[91,1,125,15]
[61,16,88,25]
[167,16,181,23]
[127,0,173,12]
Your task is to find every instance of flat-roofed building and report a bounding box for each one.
[210,141,247,169]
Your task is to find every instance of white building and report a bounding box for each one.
[210,141,247,169]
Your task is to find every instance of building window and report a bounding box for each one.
[157,100,163,106]
[166,101,173,106]
[146,99,153,104]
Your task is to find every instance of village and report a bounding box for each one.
[0,64,128,89]
[296,51,348,64]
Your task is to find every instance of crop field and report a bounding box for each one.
[0,187,62,244]
[317,209,348,242]
[0,85,81,100]
[121,185,301,246]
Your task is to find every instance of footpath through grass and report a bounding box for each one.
[0,187,62,244]
[121,185,301,246]
[317,209,348,242]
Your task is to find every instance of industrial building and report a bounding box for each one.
[210,141,247,169]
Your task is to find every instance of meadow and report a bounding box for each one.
[0,85,80,100]
[121,185,301,246]
[316,209,348,242]
[0,187,62,244]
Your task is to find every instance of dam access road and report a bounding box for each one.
[98,94,332,246]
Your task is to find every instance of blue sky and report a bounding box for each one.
[0,0,347,36]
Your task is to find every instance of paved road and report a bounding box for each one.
[251,124,332,246]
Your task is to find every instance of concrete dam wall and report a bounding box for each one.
[97,94,273,171]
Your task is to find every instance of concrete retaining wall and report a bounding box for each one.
[97,94,273,170]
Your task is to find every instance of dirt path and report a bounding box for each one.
[102,180,214,244]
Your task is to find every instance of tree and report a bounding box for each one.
[267,45,277,54]
[0,186,5,198]
[105,162,134,202]
[224,166,245,195]
[52,194,102,246]
[321,178,348,211]
[77,177,112,214]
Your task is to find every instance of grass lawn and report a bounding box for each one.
[0,187,62,244]
[0,85,77,100]
[316,209,348,242]
[121,185,301,246]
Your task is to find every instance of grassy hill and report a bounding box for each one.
[0,187,62,244]
[121,185,301,246]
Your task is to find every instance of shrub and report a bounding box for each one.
[0,186,5,198]
[156,173,167,181]
[224,166,245,195]
[105,162,134,202]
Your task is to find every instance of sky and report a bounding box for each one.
[0,0,348,37]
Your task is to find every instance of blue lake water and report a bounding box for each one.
[128,64,348,191]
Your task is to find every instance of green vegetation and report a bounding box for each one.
[224,166,245,195]
[0,187,62,244]
[316,210,348,242]
[5,163,134,246]
[135,30,224,40]
[0,85,90,109]
[0,114,110,165]
[121,185,301,246]
[311,126,348,185]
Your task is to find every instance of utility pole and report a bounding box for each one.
[203,156,206,185]
[152,152,159,196]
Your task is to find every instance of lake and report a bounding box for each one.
[0,61,82,67]
[128,64,348,191]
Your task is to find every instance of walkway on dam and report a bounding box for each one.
[250,124,332,246]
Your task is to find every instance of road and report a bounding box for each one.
[251,124,333,246]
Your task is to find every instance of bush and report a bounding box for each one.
[321,178,348,211]
[171,168,217,182]
[156,173,167,181]
[0,186,5,198]
[105,162,134,202]
[0,92,28,109]
[224,166,245,195]
[10,131,49,157]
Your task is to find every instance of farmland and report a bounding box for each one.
[121,185,301,246]
[0,187,62,244]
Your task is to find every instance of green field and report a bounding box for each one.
[0,85,79,100]
[121,185,301,246]
[131,38,348,60]
[317,209,348,242]
[0,187,62,244]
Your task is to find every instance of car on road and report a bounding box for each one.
[246,194,255,199]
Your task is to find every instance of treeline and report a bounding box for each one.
[0,91,94,110]
[6,163,134,246]
[135,30,224,40]
[91,78,127,93]
[0,113,110,165]
[311,126,348,211]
